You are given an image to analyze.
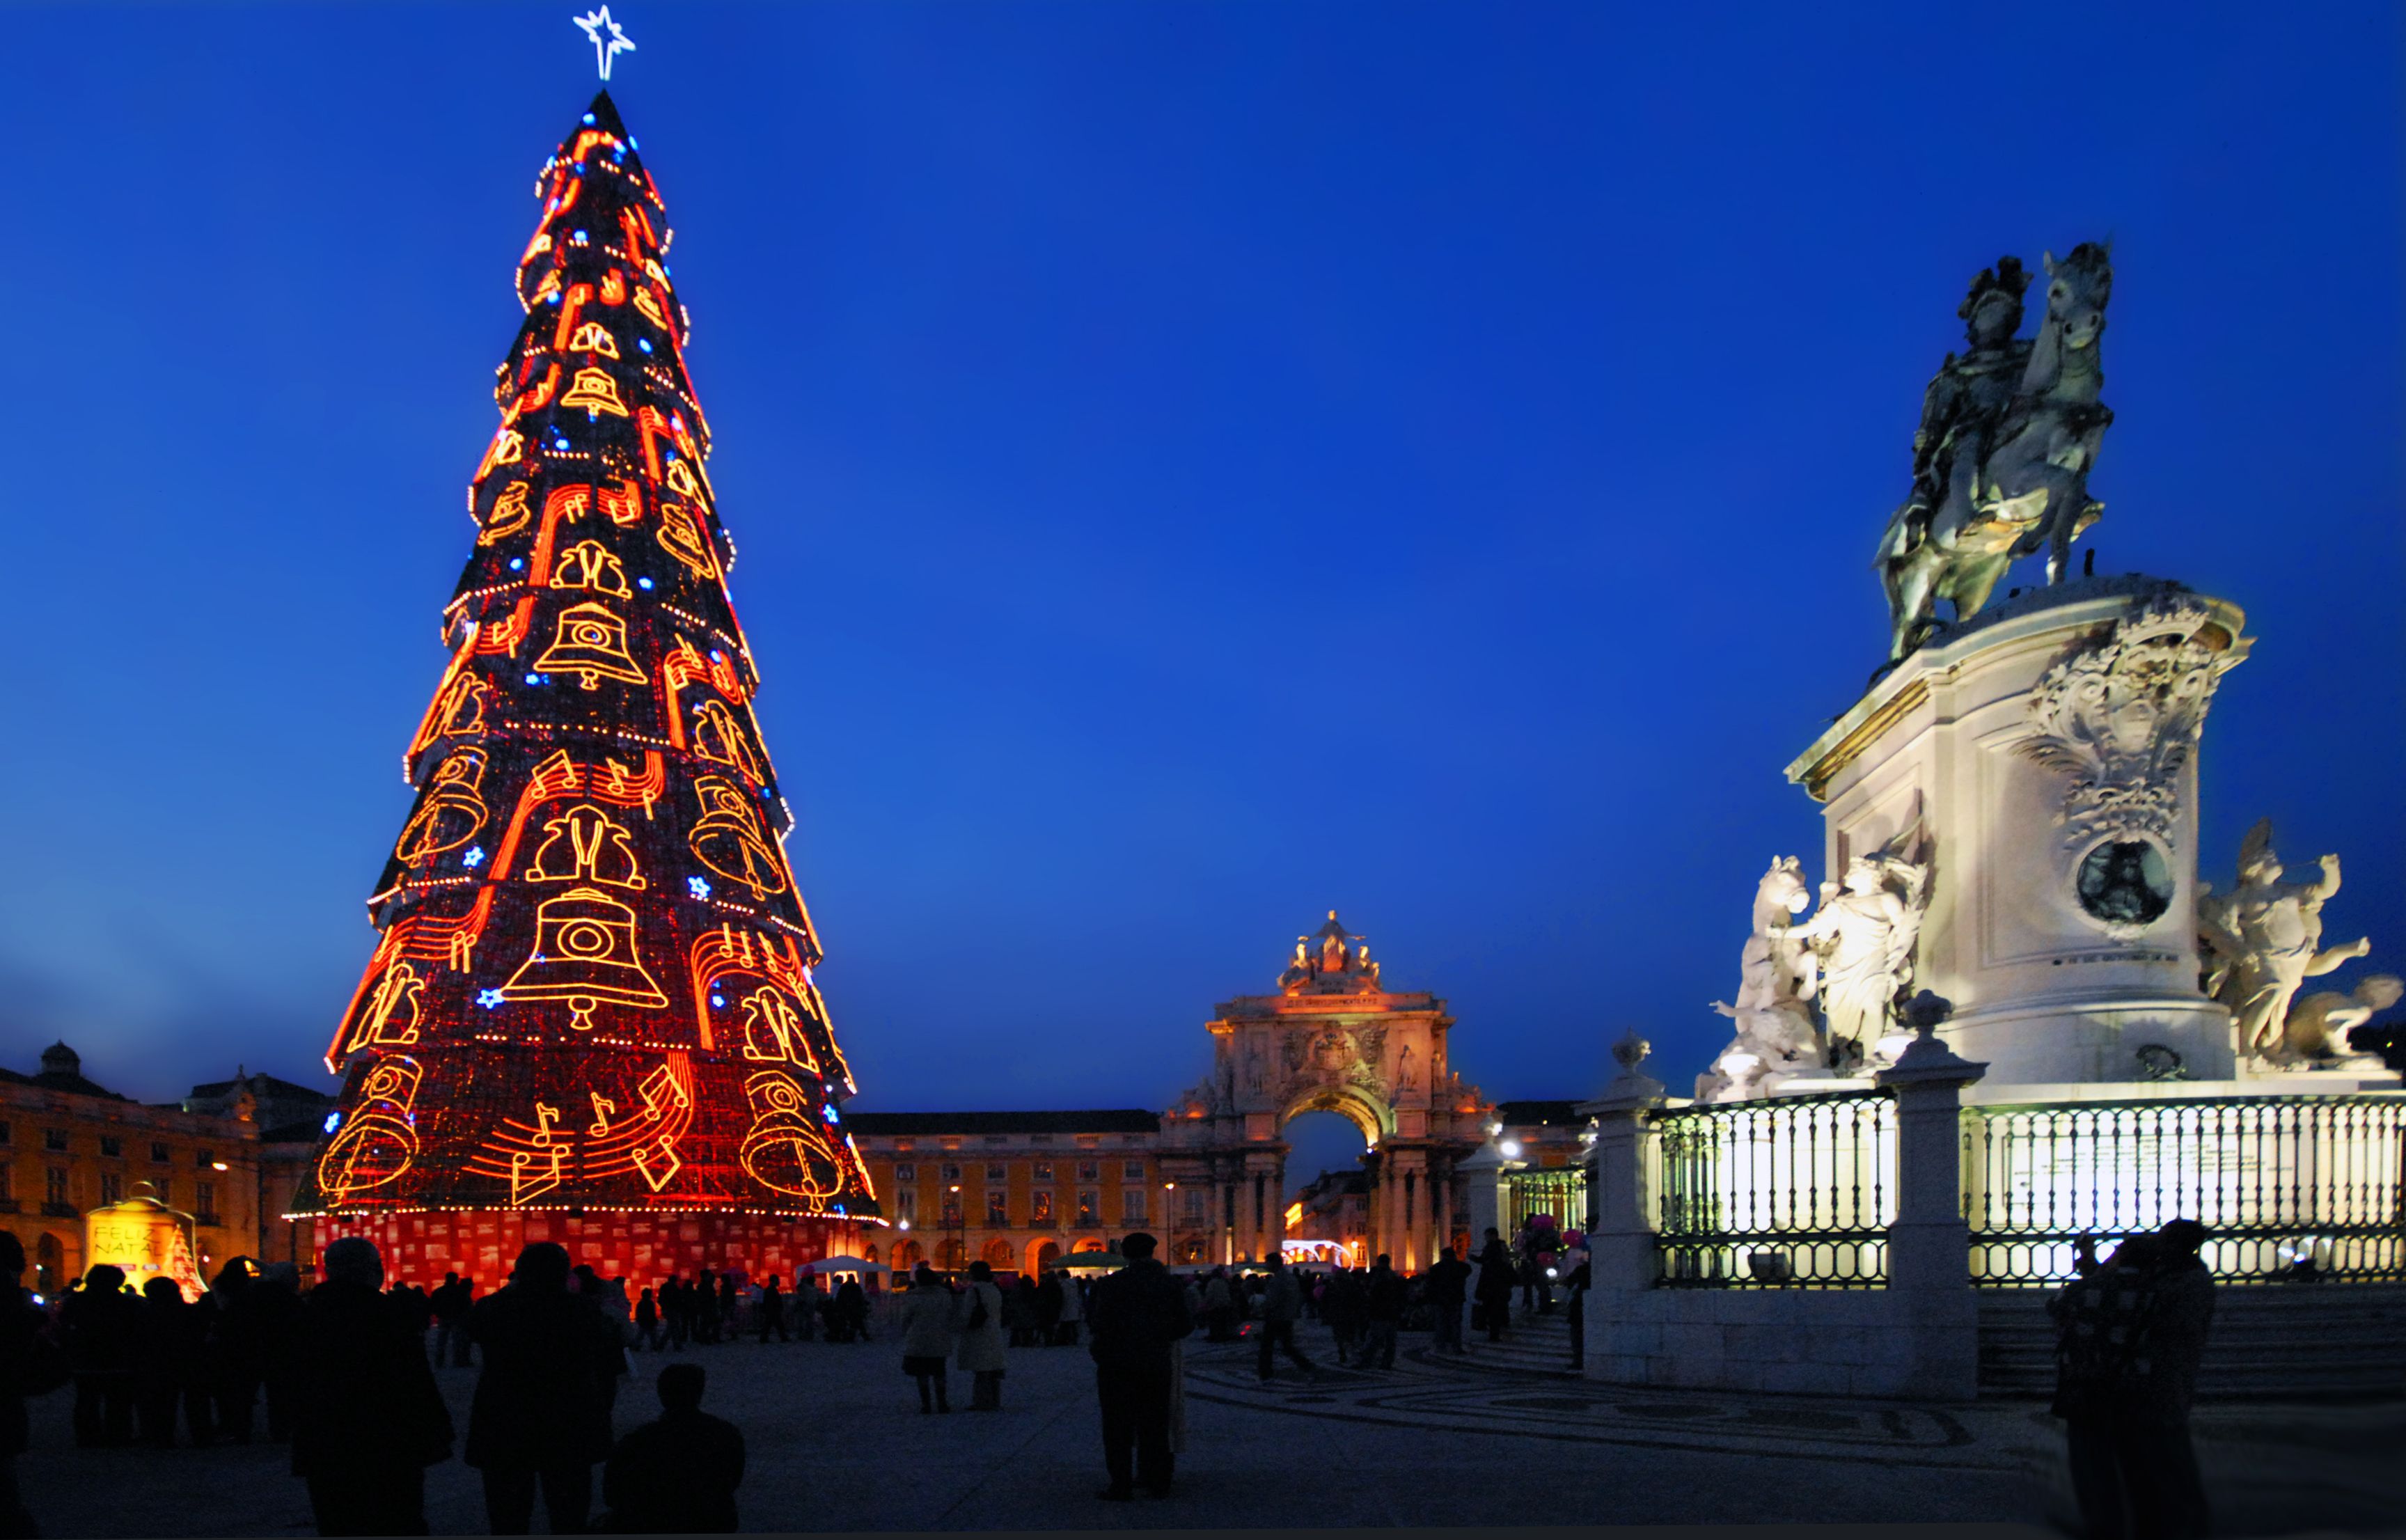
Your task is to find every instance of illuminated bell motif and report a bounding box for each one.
[394,748,490,864]
[535,601,646,689]
[345,961,426,1052]
[689,776,787,899]
[663,457,702,500]
[498,886,669,1030]
[567,320,620,357]
[478,481,533,544]
[691,698,763,784]
[551,539,631,597]
[560,366,630,417]
[315,1056,423,1207]
[655,505,716,580]
[525,803,647,890]
[632,286,667,329]
[738,1070,843,1200]
[738,985,820,1069]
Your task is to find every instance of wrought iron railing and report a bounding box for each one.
[1504,1166,1593,1239]
[1650,1090,1896,1287]
[1962,1095,2406,1287]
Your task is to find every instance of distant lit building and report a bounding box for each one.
[1491,1099,1596,1235]
[0,1044,266,1294]
[1287,1168,1371,1264]
[845,1110,1175,1275]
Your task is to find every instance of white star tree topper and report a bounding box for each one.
[574,6,636,81]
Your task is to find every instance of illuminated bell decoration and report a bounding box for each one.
[535,600,646,688]
[498,885,670,1030]
[315,1056,424,1207]
[738,1070,844,1199]
[560,365,631,416]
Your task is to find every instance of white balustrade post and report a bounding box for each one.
[1871,993,1988,1398]
[1576,1037,1667,1294]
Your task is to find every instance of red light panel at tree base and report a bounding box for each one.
[318,1211,872,1294]
[290,90,880,1248]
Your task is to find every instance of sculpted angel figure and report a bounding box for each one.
[1698,858,1825,1101]
[1777,835,1931,1064]
[1278,942,1312,993]
[2199,819,2370,1060]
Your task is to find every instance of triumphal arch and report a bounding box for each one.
[1157,913,1493,1270]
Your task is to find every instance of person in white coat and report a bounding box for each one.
[1055,1268,1084,1346]
[955,1262,1009,1411]
[894,1265,958,1414]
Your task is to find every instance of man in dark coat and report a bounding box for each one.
[1362,1255,1404,1370]
[597,1363,744,1533]
[1085,1232,1192,1502]
[61,1265,138,1447]
[1473,1227,1516,1342]
[468,1243,619,1535]
[1423,1246,1472,1356]
[290,1238,454,1537]
[0,1232,69,1539]
[430,1273,474,1368]
[755,1277,787,1344]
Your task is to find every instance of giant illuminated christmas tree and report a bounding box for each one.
[294,90,879,1280]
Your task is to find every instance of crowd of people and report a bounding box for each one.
[0,1210,2225,1537]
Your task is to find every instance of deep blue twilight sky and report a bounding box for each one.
[0,6,2397,1178]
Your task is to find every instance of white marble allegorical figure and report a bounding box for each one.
[1699,858,1825,1101]
[2200,819,2373,1062]
[1777,834,1932,1069]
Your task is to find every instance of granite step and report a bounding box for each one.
[1977,1283,2406,1400]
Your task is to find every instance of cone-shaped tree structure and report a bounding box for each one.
[294,93,877,1246]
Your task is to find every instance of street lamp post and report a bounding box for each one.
[946,1183,963,1274]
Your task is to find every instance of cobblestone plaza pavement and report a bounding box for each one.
[16,1314,2402,1536]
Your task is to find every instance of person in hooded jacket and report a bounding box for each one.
[466,1243,619,1535]
[290,1238,453,1537]
[894,1265,957,1413]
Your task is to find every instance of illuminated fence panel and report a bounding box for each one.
[1504,1168,1592,1238]
[1650,1091,1896,1287]
[1962,1096,2406,1287]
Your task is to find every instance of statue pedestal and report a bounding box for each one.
[1786,577,2251,1090]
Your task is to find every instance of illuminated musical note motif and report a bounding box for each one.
[314,1057,422,1207]
[525,803,647,890]
[475,426,524,483]
[535,602,647,688]
[588,1092,618,1136]
[738,1071,844,1200]
[631,285,667,331]
[595,478,643,526]
[599,269,629,306]
[511,1145,564,1204]
[688,776,787,900]
[560,366,630,417]
[567,320,620,357]
[478,481,533,544]
[394,749,491,865]
[551,538,631,597]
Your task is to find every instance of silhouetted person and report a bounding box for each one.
[755,1278,787,1343]
[290,1238,453,1537]
[1424,1246,1471,1356]
[716,1273,739,1342]
[1254,1252,1314,1381]
[631,1289,661,1352]
[61,1265,136,1447]
[1086,1232,1192,1502]
[468,1243,617,1534]
[835,1278,870,1342]
[430,1272,474,1367]
[598,1363,743,1534]
[0,1232,69,1539]
[1474,1228,1515,1342]
[204,1257,265,1443]
[255,1262,306,1442]
[2050,1223,2216,1540]
[575,1268,630,1418]
[1362,1255,1404,1369]
[133,1278,202,1448]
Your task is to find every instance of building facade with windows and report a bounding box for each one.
[0,1044,271,1295]
[844,1110,1179,1276]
